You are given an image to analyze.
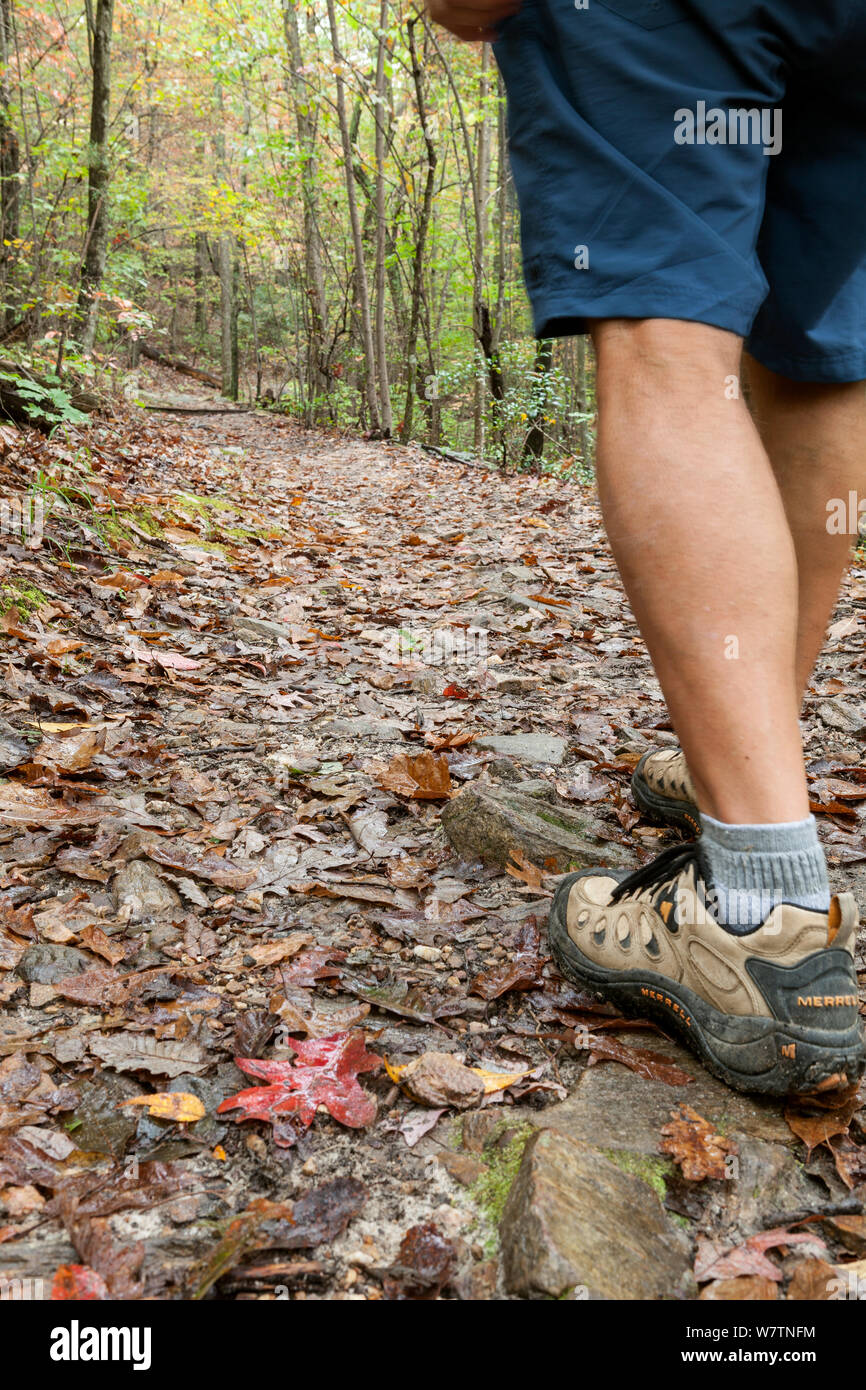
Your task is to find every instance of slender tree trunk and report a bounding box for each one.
[522,337,553,466]
[76,0,116,351]
[218,233,234,397]
[373,0,392,434]
[325,0,380,431]
[576,335,590,465]
[401,14,436,443]
[194,232,209,338]
[0,0,19,333]
[472,43,492,454]
[282,0,329,417]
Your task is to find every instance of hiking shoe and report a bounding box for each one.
[549,842,865,1096]
[632,747,700,834]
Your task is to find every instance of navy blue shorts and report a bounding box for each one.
[494,0,866,381]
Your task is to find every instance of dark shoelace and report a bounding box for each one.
[609,842,703,904]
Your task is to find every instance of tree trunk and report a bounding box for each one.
[522,337,553,466]
[472,44,492,455]
[325,0,380,432]
[576,335,590,465]
[282,0,329,418]
[400,15,437,443]
[218,234,234,398]
[373,0,392,435]
[0,0,20,333]
[194,232,209,337]
[76,0,116,351]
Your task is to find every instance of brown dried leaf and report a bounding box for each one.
[660,1105,738,1181]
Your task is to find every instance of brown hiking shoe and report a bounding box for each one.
[632,747,700,835]
[549,842,866,1096]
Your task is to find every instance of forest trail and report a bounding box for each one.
[2,369,866,1299]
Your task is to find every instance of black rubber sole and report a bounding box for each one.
[631,751,701,837]
[549,875,866,1097]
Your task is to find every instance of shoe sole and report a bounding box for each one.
[549,874,866,1097]
[631,752,701,836]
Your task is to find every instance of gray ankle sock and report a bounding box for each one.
[698,813,831,932]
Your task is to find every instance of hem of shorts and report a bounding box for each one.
[530,289,757,343]
[744,340,866,385]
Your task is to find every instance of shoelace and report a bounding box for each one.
[609,842,702,905]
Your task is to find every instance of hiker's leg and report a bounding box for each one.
[744,355,866,697]
[590,317,809,826]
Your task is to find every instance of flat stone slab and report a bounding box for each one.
[475,734,567,765]
[534,1032,792,1153]
[317,716,404,741]
[500,1128,693,1300]
[440,782,631,872]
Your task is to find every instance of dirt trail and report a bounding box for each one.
[1,367,865,1299]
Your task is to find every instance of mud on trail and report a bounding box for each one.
[1,366,866,1301]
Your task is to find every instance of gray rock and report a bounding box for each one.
[534,1031,792,1154]
[501,1128,693,1299]
[491,672,538,695]
[720,1137,828,1237]
[230,615,292,644]
[816,699,865,737]
[476,733,567,765]
[318,716,404,741]
[440,782,630,872]
[112,859,183,921]
[0,718,28,772]
[16,943,93,984]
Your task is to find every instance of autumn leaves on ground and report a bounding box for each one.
[2,370,866,1301]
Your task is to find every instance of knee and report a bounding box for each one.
[589,318,743,406]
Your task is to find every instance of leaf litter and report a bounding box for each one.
[0,365,865,1298]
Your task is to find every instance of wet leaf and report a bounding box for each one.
[119,1092,206,1123]
[51,1264,109,1301]
[660,1105,738,1181]
[217,1032,382,1146]
[383,1222,455,1300]
[585,1034,694,1086]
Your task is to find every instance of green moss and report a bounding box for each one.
[176,492,234,517]
[121,505,162,537]
[470,1123,535,1255]
[0,580,48,617]
[536,809,580,831]
[602,1148,674,1202]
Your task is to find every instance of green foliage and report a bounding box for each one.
[0,371,89,429]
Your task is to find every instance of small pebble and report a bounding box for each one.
[413,945,442,962]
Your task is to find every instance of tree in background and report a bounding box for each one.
[0,0,595,470]
[76,0,116,351]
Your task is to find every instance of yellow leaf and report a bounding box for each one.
[119,1092,205,1123]
[31,720,92,733]
[473,1066,534,1095]
[384,1056,405,1084]
[213,1145,227,1161]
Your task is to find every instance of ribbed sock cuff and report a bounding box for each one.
[698,813,831,930]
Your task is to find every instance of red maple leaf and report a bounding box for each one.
[217,1031,383,1147]
[51,1264,109,1300]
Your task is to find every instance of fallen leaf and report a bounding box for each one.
[700,1276,778,1301]
[51,1264,109,1301]
[217,1032,382,1147]
[88,1033,211,1077]
[584,1034,694,1086]
[376,751,451,800]
[660,1105,738,1181]
[383,1222,455,1300]
[119,1092,206,1123]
